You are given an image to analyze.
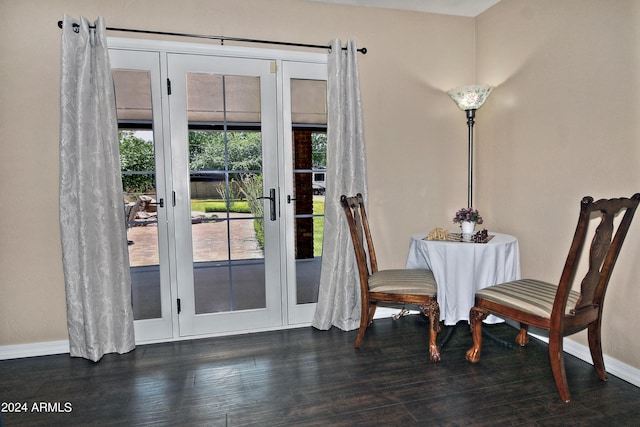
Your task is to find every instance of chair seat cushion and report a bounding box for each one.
[368,269,437,295]
[475,279,581,318]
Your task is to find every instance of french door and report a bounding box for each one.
[168,53,282,336]
[111,48,174,341]
[110,39,327,342]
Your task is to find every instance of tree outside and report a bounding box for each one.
[188,131,263,173]
[120,129,327,195]
[311,132,326,169]
[119,131,155,195]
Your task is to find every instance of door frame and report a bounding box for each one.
[109,37,328,344]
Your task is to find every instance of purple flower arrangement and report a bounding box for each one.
[453,207,484,224]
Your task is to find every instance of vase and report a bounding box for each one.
[461,221,475,237]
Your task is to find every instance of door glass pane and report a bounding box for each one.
[291,79,327,305]
[187,73,266,314]
[114,69,162,320]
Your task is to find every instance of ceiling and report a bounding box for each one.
[308,0,500,17]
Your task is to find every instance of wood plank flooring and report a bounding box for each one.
[2,315,639,426]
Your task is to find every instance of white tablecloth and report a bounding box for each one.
[406,232,521,325]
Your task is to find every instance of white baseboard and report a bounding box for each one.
[2,332,639,390]
[530,333,640,388]
[0,340,69,360]
[563,338,640,388]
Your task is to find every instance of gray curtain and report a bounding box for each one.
[312,39,368,331]
[59,15,135,361]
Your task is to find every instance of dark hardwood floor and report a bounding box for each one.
[2,315,639,426]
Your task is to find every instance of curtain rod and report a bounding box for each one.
[57,21,367,54]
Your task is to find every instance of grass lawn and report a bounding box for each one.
[191,199,251,213]
[313,199,324,257]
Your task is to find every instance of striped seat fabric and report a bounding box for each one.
[476,279,580,318]
[369,269,437,295]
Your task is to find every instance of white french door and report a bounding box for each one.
[281,61,328,324]
[110,48,174,342]
[168,53,282,336]
[110,39,327,342]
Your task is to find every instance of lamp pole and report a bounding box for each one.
[466,109,476,208]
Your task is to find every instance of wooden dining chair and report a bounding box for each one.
[466,193,640,402]
[341,194,441,361]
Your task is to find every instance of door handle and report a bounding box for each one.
[258,188,276,221]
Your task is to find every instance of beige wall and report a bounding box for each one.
[2,0,638,370]
[0,1,473,345]
[476,0,640,367]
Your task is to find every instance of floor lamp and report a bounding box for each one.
[447,85,494,208]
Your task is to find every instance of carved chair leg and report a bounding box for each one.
[549,331,571,403]
[516,323,529,346]
[588,319,607,381]
[354,302,372,349]
[421,300,441,362]
[466,308,488,363]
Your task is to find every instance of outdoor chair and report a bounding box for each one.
[124,200,140,245]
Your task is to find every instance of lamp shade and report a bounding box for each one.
[447,85,494,111]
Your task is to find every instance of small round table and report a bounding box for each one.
[406,232,521,326]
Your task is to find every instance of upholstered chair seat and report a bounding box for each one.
[474,279,580,318]
[368,269,438,295]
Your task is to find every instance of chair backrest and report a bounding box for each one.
[553,193,640,319]
[341,194,378,281]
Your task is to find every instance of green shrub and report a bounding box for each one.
[236,174,264,250]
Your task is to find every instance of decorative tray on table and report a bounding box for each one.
[425,228,494,243]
